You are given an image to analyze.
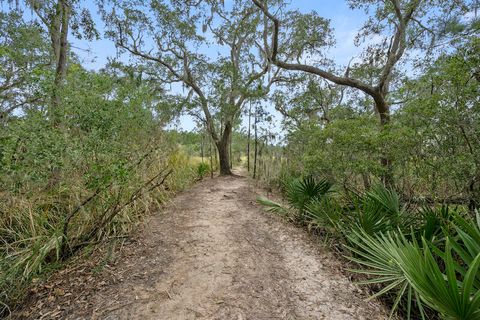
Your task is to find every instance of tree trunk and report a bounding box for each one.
[229,130,233,169]
[209,139,214,178]
[216,121,232,175]
[468,172,479,214]
[362,172,371,190]
[375,96,394,188]
[201,140,204,162]
[54,1,69,87]
[217,142,231,175]
[51,0,70,121]
[247,103,252,172]
[253,107,258,179]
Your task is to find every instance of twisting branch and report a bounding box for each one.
[251,0,377,97]
[378,0,421,93]
[115,21,219,142]
[251,0,422,111]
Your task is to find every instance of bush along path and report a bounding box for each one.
[258,176,480,319]
[11,173,387,319]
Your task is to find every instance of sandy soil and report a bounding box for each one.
[12,173,388,320]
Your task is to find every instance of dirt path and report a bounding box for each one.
[14,174,388,319]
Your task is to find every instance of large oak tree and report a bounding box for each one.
[252,0,475,185]
[101,0,279,175]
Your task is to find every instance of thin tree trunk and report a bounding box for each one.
[51,0,69,121]
[468,175,479,214]
[247,102,251,172]
[55,1,69,86]
[376,98,394,188]
[201,127,205,162]
[217,121,232,175]
[229,130,233,169]
[362,172,371,190]
[214,139,218,169]
[210,138,214,179]
[253,106,258,179]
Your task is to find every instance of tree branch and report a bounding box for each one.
[251,0,378,98]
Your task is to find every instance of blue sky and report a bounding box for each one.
[73,1,367,70]
[44,1,368,133]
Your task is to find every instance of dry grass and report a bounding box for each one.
[0,148,197,317]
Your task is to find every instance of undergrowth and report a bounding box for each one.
[257,175,480,320]
[0,142,198,317]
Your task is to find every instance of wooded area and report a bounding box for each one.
[0,0,479,319]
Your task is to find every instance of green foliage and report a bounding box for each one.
[304,196,343,232]
[418,205,454,243]
[196,162,210,179]
[405,240,480,320]
[283,11,334,59]
[346,224,480,320]
[345,202,480,319]
[0,60,198,314]
[257,176,335,227]
[284,176,333,221]
[256,196,289,216]
[448,211,480,289]
[348,184,411,236]
[284,115,384,183]
[258,173,480,319]
[0,11,50,121]
[345,228,425,319]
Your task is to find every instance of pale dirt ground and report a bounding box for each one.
[12,172,388,320]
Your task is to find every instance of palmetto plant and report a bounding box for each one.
[304,196,343,232]
[257,176,333,221]
[418,205,454,243]
[345,184,411,236]
[452,211,480,267]
[444,211,480,292]
[256,196,289,216]
[346,228,425,319]
[404,240,480,320]
[346,212,480,320]
[366,184,401,216]
[196,162,210,180]
[284,176,333,222]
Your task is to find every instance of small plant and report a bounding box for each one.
[345,227,426,319]
[257,177,333,225]
[284,176,333,223]
[344,184,412,236]
[305,196,343,232]
[196,162,210,180]
[256,196,289,216]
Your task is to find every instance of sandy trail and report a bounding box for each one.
[14,174,388,320]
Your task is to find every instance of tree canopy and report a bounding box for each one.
[0,0,479,318]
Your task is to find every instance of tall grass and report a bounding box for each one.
[0,147,197,316]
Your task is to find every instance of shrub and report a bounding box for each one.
[257,176,480,319]
[196,162,210,180]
